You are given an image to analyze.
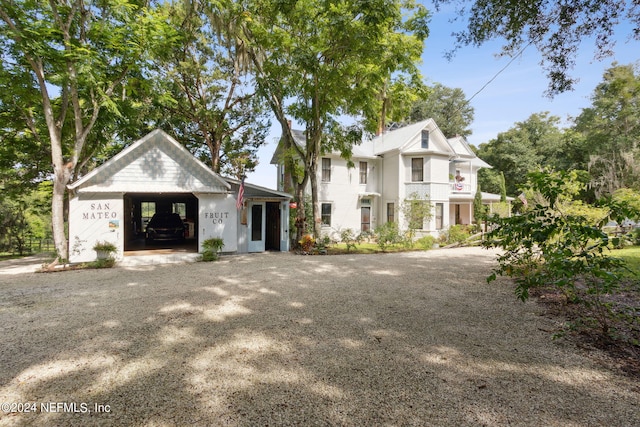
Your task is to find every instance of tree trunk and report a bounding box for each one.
[51,170,69,260]
[309,161,321,238]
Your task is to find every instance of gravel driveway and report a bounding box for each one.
[0,247,638,426]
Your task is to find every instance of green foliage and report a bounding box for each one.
[473,186,485,226]
[340,228,361,253]
[441,0,638,95]
[407,83,474,137]
[374,222,403,252]
[202,237,225,261]
[148,1,271,176]
[93,241,117,255]
[488,202,511,218]
[439,225,472,245]
[483,171,630,336]
[476,113,564,196]
[499,172,507,203]
[401,192,433,231]
[89,258,117,269]
[0,198,29,255]
[574,64,640,197]
[415,235,435,250]
[242,0,428,237]
[607,188,640,223]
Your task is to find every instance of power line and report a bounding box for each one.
[466,41,534,104]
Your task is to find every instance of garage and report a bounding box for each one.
[67,129,290,263]
[123,193,199,252]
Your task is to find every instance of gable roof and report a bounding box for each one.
[224,177,292,200]
[68,129,231,193]
[271,118,492,168]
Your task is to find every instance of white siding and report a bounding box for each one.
[197,194,238,252]
[78,146,227,194]
[318,156,380,236]
[68,193,124,263]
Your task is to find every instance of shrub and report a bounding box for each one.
[374,222,402,251]
[483,171,629,336]
[439,225,471,245]
[340,228,360,252]
[298,234,315,253]
[202,237,224,261]
[416,235,435,250]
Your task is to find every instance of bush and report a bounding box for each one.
[415,235,435,250]
[439,225,471,245]
[340,228,360,252]
[483,171,629,336]
[298,234,315,253]
[202,237,224,261]
[374,222,402,251]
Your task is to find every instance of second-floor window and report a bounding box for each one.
[359,161,367,184]
[411,158,423,182]
[322,158,331,182]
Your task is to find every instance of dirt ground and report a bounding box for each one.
[0,247,638,426]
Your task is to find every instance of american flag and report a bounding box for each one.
[236,177,245,210]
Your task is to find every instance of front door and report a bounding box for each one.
[361,207,371,232]
[248,202,265,252]
[266,202,281,251]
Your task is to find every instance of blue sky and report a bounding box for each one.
[246,5,640,189]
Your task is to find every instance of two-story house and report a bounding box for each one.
[272,118,501,239]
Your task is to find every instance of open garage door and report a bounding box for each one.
[124,193,198,253]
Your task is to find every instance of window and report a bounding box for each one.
[421,130,429,148]
[322,158,331,182]
[435,203,443,230]
[321,203,332,226]
[387,203,395,223]
[359,161,368,184]
[251,204,263,241]
[411,158,423,182]
[141,201,156,228]
[172,202,186,219]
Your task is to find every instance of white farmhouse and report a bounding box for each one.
[272,118,503,239]
[68,129,291,263]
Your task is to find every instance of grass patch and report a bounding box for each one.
[610,246,640,277]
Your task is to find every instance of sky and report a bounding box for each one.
[245,4,640,190]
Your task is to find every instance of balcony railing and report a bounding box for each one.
[405,182,473,198]
[450,182,471,193]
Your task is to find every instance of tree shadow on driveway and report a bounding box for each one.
[0,249,638,426]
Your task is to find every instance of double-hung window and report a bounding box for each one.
[411,158,423,182]
[359,161,367,184]
[321,203,332,226]
[322,158,331,182]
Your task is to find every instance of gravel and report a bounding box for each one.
[0,247,638,426]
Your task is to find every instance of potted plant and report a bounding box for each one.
[93,240,117,260]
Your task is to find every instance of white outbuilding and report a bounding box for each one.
[67,129,291,263]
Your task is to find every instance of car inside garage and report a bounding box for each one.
[123,193,198,252]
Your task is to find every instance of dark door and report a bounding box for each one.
[266,202,281,251]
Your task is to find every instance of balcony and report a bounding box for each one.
[450,182,471,193]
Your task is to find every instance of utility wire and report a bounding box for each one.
[465,40,535,105]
